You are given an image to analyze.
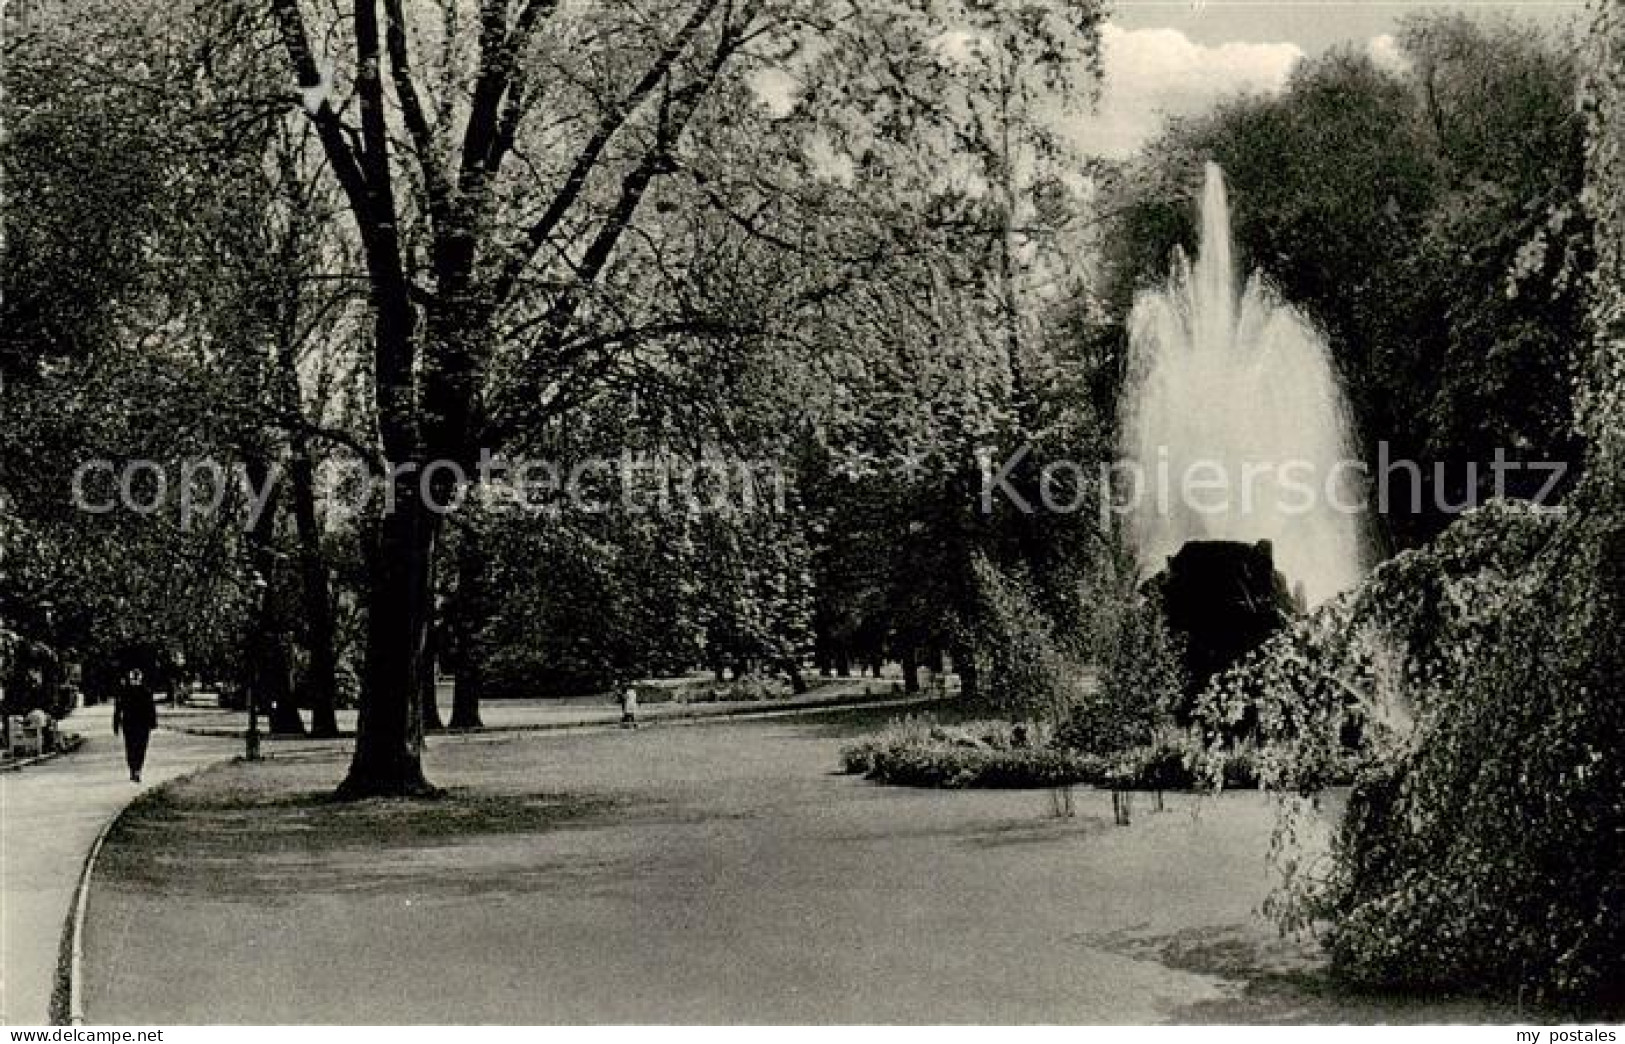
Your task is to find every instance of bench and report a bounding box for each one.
[7,717,51,758]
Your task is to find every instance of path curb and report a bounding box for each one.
[58,806,119,1025]
[52,762,223,1026]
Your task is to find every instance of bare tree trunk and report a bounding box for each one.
[901,648,921,694]
[287,419,340,738]
[447,531,487,729]
[243,456,305,737]
[273,262,341,736]
[954,643,979,704]
[422,611,444,731]
[338,476,439,798]
[263,629,303,736]
[450,658,484,730]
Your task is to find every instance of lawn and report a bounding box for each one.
[82,714,1522,1024]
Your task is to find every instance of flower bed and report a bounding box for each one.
[838,716,1345,792]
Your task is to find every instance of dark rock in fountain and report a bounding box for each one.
[1147,539,1300,718]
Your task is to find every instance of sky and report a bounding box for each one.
[1084,0,1587,156]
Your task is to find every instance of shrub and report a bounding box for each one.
[1199,501,1625,1010]
[1215,740,1264,790]
[1093,728,1287,791]
[836,716,935,775]
[865,744,1102,789]
[839,717,1101,788]
[1077,724,1179,787]
[1059,578,1185,756]
[838,740,885,776]
[838,716,1289,793]
[836,714,935,776]
[837,710,1352,794]
[970,557,1090,722]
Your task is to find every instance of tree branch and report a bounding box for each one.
[269,0,371,224]
[487,0,725,311]
[271,412,389,474]
[514,5,744,346]
[381,0,451,237]
[481,0,558,172]
[348,0,418,455]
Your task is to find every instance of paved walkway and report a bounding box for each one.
[0,706,234,1025]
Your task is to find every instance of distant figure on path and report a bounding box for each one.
[112,668,157,783]
[619,683,639,729]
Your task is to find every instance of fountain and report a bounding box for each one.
[1123,162,1368,611]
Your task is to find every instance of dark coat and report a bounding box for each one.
[113,683,157,734]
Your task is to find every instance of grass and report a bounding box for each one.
[81,710,1529,1024]
[97,755,621,898]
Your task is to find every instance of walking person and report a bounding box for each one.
[618,682,639,730]
[112,668,157,783]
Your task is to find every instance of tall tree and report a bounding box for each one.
[265,0,770,794]
[259,0,1109,794]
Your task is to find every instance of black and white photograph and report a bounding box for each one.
[2,0,1623,1030]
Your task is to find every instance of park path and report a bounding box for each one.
[0,705,235,1025]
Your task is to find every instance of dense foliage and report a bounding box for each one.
[1144,8,1625,1008]
[840,719,1095,789]
[1056,563,1185,755]
[1,0,1114,753]
[1199,498,1622,1009]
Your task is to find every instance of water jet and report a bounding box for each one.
[1123,163,1368,685]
